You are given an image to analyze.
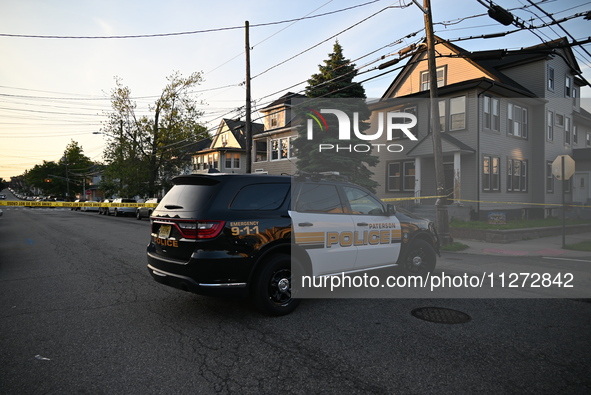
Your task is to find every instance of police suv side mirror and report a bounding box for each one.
[386,204,396,216]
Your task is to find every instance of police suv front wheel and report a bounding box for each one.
[251,253,301,316]
[400,239,436,276]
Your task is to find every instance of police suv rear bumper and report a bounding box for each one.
[148,264,248,297]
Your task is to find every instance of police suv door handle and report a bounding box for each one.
[298,222,314,227]
[357,222,369,227]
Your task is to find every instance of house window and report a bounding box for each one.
[547,111,554,141]
[404,106,418,138]
[206,153,219,170]
[403,162,415,191]
[450,96,466,130]
[565,76,572,97]
[565,117,571,145]
[507,159,527,192]
[270,111,279,128]
[270,136,296,160]
[438,100,446,132]
[507,103,528,138]
[587,132,591,147]
[547,66,554,90]
[573,87,577,106]
[389,107,418,139]
[483,95,500,131]
[221,134,228,147]
[387,162,401,191]
[420,66,446,91]
[555,113,564,127]
[573,124,578,145]
[546,161,554,193]
[387,161,415,192]
[225,153,240,169]
[482,156,500,191]
[254,140,267,162]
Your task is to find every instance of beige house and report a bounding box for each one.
[191,119,262,174]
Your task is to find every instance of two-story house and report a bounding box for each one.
[368,36,590,220]
[252,92,305,175]
[191,118,262,174]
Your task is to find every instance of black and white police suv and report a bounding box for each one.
[147,173,440,315]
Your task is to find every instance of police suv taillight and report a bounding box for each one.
[175,220,225,239]
[195,221,225,239]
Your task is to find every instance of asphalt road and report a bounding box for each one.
[1,204,590,394]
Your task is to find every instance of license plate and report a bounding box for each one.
[158,225,171,239]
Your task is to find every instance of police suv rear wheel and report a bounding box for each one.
[251,253,300,316]
[400,239,436,276]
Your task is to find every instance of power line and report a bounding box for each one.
[251,4,413,80]
[0,0,385,39]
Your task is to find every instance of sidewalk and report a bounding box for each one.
[450,231,591,258]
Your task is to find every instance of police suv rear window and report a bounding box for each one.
[230,183,289,211]
[158,184,215,212]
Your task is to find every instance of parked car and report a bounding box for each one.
[108,198,137,217]
[71,198,87,211]
[98,199,111,215]
[81,199,101,212]
[136,198,161,220]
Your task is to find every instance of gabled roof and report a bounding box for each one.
[217,118,264,147]
[260,92,306,112]
[491,37,580,74]
[382,36,579,100]
[196,118,264,153]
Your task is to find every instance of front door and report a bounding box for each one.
[573,172,590,203]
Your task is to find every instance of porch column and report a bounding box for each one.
[414,157,422,204]
[453,152,461,203]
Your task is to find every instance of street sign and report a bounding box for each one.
[552,155,575,180]
[85,189,92,195]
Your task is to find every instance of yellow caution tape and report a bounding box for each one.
[382,195,446,202]
[453,199,591,209]
[0,201,159,208]
[3,196,590,209]
[380,196,591,209]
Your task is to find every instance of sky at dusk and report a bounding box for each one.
[1,0,590,180]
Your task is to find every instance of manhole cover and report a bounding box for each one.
[411,307,471,324]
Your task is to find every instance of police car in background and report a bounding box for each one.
[147,173,439,316]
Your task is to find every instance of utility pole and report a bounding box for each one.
[244,21,252,174]
[561,155,566,248]
[414,0,451,244]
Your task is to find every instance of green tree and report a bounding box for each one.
[25,141,93,198]
[101,71,208,197]
[293,41,378,192]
